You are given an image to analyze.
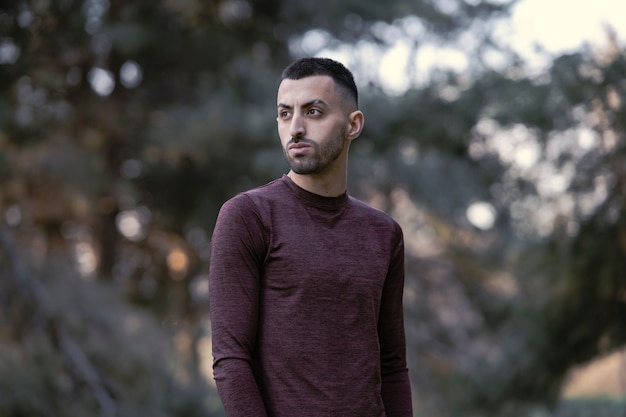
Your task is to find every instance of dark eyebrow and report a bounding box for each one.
[277,99,328,110]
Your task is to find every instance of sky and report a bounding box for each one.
[505,0,626,65]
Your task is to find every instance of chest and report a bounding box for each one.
[262,209,391,301]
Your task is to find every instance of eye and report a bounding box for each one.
[278,110,291,120]
[308,108,322,117]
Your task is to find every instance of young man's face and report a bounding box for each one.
[276,75,360,175]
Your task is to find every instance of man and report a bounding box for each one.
[209,57,413,417]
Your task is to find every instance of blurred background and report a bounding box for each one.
[1,0,625,416]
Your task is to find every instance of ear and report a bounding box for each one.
[347,110,364,141]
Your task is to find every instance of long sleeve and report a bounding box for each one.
[209,194,268,417]
[379,224,413,417]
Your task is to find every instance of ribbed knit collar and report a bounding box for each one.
[280,174,349,212]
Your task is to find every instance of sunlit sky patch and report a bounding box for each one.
[508,0,626,58]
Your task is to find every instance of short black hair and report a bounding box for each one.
[281,57,358,107]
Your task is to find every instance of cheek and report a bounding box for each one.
[277,126,291,144]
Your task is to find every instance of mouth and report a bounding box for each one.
[289,143,311,150]
[287,137,314,151]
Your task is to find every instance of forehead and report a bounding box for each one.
[277,75,342,106]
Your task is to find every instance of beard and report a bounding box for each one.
[283,135,346,175]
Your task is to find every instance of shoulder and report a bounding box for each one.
[217,178,287,221]
[348,196,403,235]
[242,177,286,203]
[348,196,398,224]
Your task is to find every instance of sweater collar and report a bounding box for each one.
[281,174,349,211]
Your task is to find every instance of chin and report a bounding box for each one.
[289,162,321,175]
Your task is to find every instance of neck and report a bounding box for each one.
[287,170,347,197]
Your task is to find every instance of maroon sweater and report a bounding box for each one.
[209,175,412,417]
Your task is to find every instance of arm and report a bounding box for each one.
[378,224,413,417]
[209,194,268,417]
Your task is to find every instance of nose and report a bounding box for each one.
[289,113,305,139]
